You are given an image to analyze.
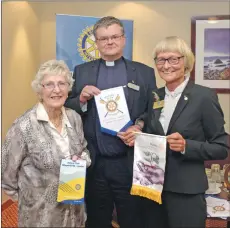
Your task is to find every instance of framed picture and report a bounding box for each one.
[191,15,230,93]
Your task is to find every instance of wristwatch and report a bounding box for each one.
[135,119,144,130]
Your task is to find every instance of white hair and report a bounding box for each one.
[31,60,74,93]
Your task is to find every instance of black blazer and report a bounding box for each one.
[144,80,229,194]
[65,57,156,169]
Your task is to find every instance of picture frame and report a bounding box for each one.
[191,15,230,93]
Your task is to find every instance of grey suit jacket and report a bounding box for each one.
[144,80,229,194]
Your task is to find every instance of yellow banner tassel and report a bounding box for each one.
[130,185,162,204]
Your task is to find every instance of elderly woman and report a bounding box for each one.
[137,36,229,228]
[2,60,91,227]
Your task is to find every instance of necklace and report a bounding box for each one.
[51,112,63,128]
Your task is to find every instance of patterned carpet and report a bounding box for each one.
[1,199,120,228]
[1,199,227,228]
[1,199,18,227]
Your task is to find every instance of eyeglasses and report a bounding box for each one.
[155,56,184,65]
[41,82,69,91]
[96,34,124,43]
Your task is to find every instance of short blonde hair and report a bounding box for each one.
[31,60,74,93]
[153,36,195,74]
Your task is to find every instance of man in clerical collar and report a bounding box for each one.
[65,16,157,228]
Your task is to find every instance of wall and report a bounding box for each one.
[2,2,40,139]
[2,1,41,203]
[2,1,230,139]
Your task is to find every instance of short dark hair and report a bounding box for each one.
[93,16,125,38]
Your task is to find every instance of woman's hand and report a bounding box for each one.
[117,125,142,147]
[167,132,186,152]
[72,155,81,161]
[72,153,91,168]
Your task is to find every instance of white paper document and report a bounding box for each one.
[206,196,230,218]
[94,86,132,135]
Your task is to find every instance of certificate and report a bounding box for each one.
[94,86,133,135]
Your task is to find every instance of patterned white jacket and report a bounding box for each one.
[2,104,91,227]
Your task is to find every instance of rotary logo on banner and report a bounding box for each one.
[94,86,133,136]
[56,14,133,71]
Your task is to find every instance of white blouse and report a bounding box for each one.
[36,103,72,158]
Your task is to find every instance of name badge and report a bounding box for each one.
[153,100,164,109]
[127,82,140,91]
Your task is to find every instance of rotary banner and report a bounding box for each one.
[56,14,134,71]
[94,86,132,135]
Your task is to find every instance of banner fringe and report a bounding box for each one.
[130,185,162,204]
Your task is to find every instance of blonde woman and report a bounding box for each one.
[140,36,229,228]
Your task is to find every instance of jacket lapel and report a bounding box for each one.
[66,127,82,157]
[87,59,101,86]
[153,87,165,121]
[151,87,165,134]
[125,59,138,113]
[65,112,84,157]
[167,80,194,134]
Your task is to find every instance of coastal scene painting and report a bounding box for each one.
[203,28,230,80]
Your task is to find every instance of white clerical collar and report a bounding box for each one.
[105,61,115,66]
[36,102,72,128]
[102,57,123,67]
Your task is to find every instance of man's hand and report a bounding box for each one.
[117,125,142,147]
[167,132,186,152]
[79,85,101,103]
